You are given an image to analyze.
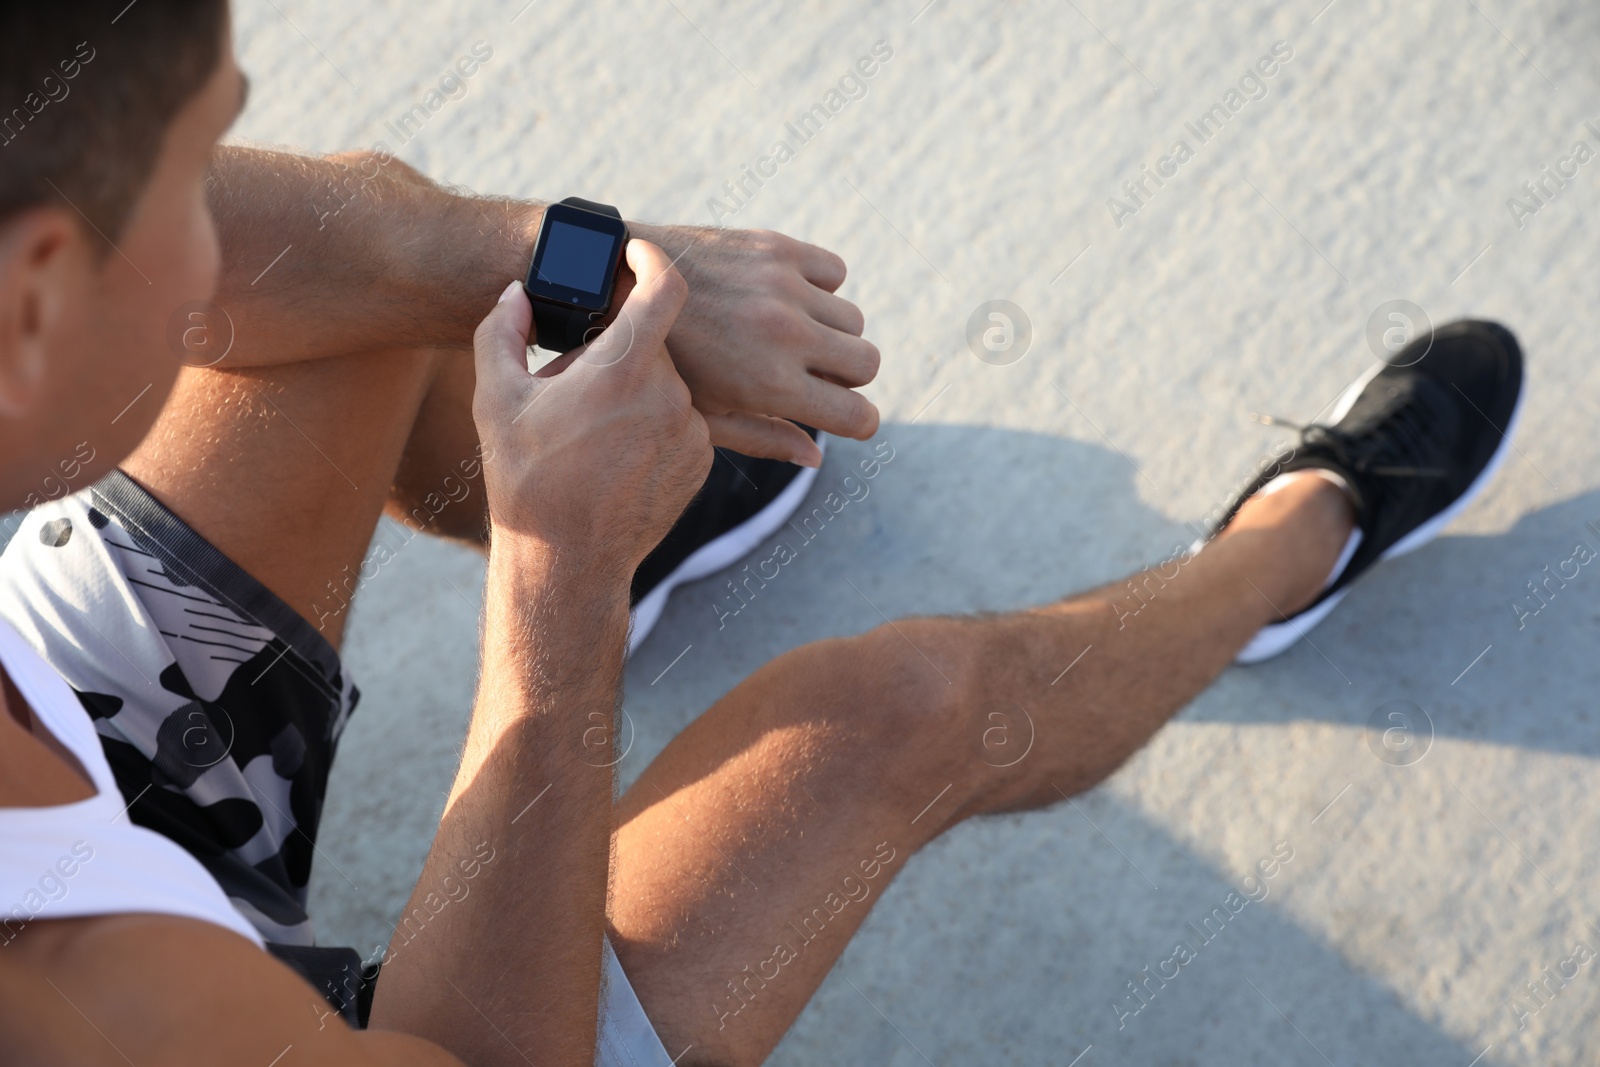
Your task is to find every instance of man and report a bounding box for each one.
[0,3,1523,1066]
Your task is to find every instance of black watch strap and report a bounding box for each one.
[532,198,625,352]
[560,196,621,218]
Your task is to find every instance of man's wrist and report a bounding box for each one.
[476,200,668,333]
[486,526,635,605]
[479,533,633,728]
[458,195,543,312]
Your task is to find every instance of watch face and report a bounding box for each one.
[524,203,628,311]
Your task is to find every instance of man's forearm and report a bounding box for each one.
[368,543,628,1064]
[207,145,542,365]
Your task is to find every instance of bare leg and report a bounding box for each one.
[120,347,480,647]
[610,474,1354,1065]
[383,351,491,547]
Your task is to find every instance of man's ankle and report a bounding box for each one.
[1222,470,1358,615]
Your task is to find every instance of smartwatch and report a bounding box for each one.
[522,197,630,352]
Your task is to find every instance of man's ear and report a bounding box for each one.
[0,207,79,417]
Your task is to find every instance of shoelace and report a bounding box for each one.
[1252,382,1450,481]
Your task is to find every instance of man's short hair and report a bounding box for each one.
[0,1,227,241]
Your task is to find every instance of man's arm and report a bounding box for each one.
[205,145,878,464]
[362,539,628,1061]
[204,146,535,364]
[366,241,711,1062]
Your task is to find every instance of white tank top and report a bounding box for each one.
[0,617,263,947]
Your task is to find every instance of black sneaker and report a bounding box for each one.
[628,431,825,653]
[1199,320,1525,663]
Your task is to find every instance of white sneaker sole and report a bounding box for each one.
[1228,361,1526,664]
[627,434,826,656]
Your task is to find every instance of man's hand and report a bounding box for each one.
[625,224,881,467]
[472,239,712,573]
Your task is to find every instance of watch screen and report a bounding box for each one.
[537,220,618,295]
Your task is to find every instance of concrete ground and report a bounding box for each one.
[223,0,1600,1062]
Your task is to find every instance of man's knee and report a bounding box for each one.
[835,616,1082,819]
[794,619,982,787]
